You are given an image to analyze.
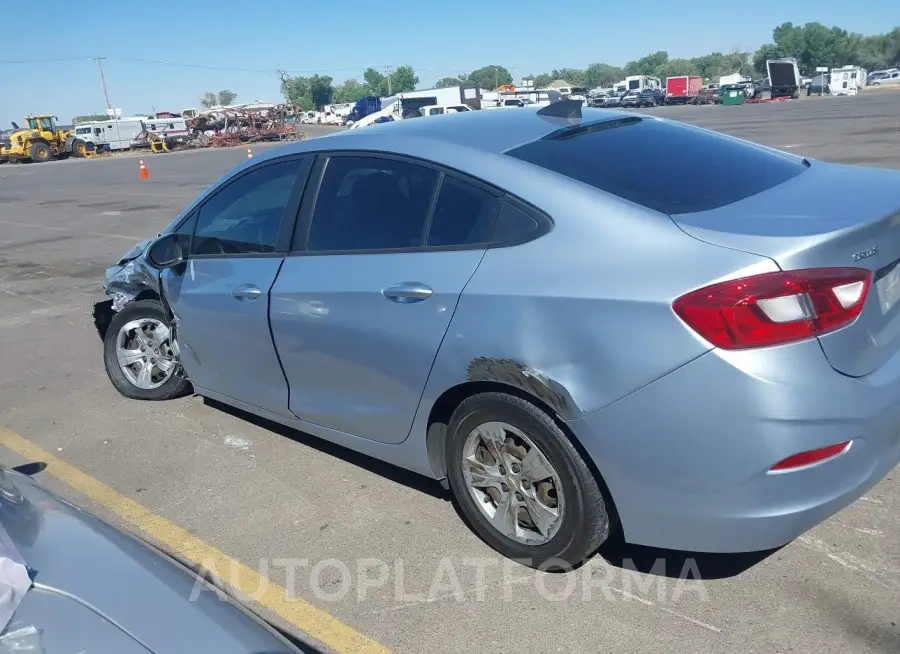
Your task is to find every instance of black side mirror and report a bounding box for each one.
[147,234,184,269]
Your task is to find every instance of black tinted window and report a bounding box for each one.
[308,156,438,252]
[427,177,500,247]
[493,202,539,243]
[192,159,300,255]
[172,212,196,252]
[506,118,807,215]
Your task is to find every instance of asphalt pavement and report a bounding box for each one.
[1,95,899,654]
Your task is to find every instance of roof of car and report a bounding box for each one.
[317,106,635,155]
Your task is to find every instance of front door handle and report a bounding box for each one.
[231,284,261,302]
[382,282,433,303]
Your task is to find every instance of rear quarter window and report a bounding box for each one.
[505,118,808,215]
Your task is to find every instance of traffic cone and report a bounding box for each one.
[139,160,149,180]
[247,148,253,159]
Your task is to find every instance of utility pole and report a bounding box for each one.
[94,56,112,112]
[382,65,395,95]
[94,56,122,148]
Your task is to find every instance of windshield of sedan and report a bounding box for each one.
[506,118,808,215]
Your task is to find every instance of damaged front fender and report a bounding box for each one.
[103,248,160,313]
[92,239,162,341]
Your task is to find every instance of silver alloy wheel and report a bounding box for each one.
[115,318,176,390]
[461,421,565,545]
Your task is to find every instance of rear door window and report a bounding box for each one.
[306,156,439,252]
[506,118,807,215]
[426,176,500,247]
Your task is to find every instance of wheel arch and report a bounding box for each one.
[92,290,161,341]
[425,380,621,528]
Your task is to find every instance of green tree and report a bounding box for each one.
[755,21,899,77]
[389,65,418,94]
[531,73,553,88]
[358,66,418,96]
[363,68,386,95]
[309,74,335,109]
[200,92,218,109]
[691,52,731,80]
[466,65,513,89]
[625,51,669,75]
[332,79,367,104]
[582,63,624,88]
[547,68,586,85]
[656,58,700,79]
[753,44,785,77]
[435,76,465,88]
[217,89,237,106]
[278,70,313,110]
[72,113,110,124]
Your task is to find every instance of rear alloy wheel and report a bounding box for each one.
[446,392,610,569]
[103,299,191,401]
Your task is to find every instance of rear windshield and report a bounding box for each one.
[505,118,807,215]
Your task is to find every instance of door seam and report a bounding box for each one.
[399,249,490,444]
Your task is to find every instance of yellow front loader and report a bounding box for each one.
[0,114,86,163]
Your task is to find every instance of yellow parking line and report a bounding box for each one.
[0,428,390,654]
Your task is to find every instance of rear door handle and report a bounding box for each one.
[382,282,433,303]
[231,284,261,302]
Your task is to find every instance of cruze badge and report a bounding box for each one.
[852,246,878,262]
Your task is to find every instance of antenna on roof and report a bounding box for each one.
[536,99,583,119]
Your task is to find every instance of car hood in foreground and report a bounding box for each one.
[0,467,303,654]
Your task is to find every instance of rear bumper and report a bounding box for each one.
[568,341,900,552]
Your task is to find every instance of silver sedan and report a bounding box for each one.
[98,103,900,568]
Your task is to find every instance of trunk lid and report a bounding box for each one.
[672,161,900,377]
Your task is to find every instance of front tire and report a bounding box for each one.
[29,142,51,162]
[446,392,610,569]
[103,299,191,401]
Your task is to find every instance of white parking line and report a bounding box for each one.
[0,219,141,241]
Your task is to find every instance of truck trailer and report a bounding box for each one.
[72,118,147,152]
[665,76,703,104]
[382,84,482,111]
[758,58,801,99]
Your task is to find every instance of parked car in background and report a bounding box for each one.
[0,465,311,653]
[808,74,830,95]
[97,105,900,568]
[869,69,900,86]
[635,89,660,107]
[602,93,623,107]
[619,90,642,107]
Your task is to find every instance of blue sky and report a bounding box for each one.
[0,0,891,125]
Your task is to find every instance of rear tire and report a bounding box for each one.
[446,392,610,569]
[103,299,191,401]
[72,139,87,158]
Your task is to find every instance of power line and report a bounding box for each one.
[0,54,439,74]
[0,55,94,64]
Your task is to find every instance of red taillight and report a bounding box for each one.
[769,441,852,472]
[673,268,871,350]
